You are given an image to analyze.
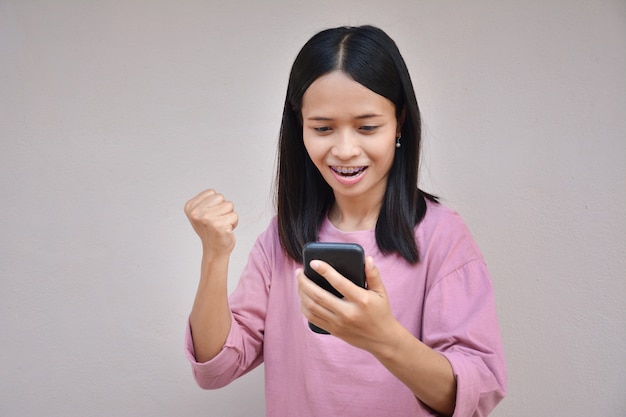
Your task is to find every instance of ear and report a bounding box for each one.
[396,106,407,136]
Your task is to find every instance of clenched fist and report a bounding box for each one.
[184,189,239,257]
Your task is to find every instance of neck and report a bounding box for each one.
[328,196,383,232]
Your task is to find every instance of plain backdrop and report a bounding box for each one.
[1,1,625,416]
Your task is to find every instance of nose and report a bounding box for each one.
[331,130,361,160]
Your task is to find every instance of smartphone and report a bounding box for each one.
[302,242,366,334]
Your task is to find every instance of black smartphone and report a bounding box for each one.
[302,242,366,334]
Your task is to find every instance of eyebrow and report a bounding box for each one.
[306,113,383,121]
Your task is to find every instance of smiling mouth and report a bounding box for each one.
[330,166,367,177]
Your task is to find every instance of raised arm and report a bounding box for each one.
[184,189,238,363]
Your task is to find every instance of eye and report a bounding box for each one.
[359,125,379,133]
[313,126,332,133]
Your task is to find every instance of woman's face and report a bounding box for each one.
[301,70,399,207]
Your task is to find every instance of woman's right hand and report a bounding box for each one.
[185,189,237,362]
[184,189,239,258]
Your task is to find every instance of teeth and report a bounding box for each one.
[332,166,365,176]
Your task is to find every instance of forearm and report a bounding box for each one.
[189,253,233,363]
[373,321,457,416]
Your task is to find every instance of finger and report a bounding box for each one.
[363,256,385,293]
[297,267,332,303]
[187,198,238,235]
[201,210,238,235]
[308,260,363,300]
[202,191,228,209]
[184,188,217,213]
[296,268,338,316]
[207,199,235,216]
[196,188,217,199]
[189,193,235,220]
[229,211,239,231]
[221,211,238,232]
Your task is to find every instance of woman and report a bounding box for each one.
[184,25,506,416]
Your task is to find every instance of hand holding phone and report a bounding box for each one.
[302,242,366,333]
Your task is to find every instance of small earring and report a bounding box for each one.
[396,134,401,148]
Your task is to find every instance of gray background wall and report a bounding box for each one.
[1,1,624,416]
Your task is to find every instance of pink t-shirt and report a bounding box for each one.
[185,201,506,416]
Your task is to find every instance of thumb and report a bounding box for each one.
[364,256,385,293]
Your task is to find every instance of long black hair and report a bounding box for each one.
[275,25,436,264]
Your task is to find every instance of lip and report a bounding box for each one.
[329,166,367,186]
